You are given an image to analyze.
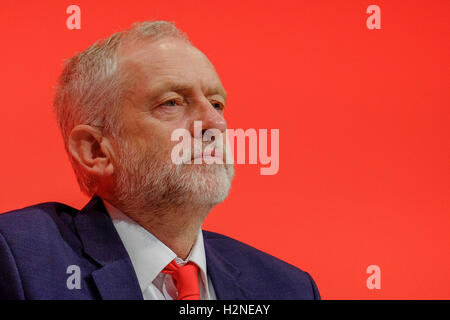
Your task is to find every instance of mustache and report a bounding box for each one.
[176,140,227,164]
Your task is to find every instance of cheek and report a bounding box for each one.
[142,123,188,156]
[131,114,192,153]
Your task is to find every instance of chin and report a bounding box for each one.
[183,164,234,206]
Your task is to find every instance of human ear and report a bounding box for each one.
[68,124,114,177]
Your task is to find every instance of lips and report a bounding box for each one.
[191,145,220,161]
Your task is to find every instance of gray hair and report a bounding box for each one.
[53,20,191,197]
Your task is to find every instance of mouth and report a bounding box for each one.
[191,146,222,162]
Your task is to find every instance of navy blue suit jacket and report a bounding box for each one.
[0,195,320,300]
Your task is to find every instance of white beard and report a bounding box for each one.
[111,138,234,216]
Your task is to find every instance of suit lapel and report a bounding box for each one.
[74,195,143,300]
[203,231,252,300]
[74,196,251,300]
[91,258,143,300]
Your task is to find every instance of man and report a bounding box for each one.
[0,21,320,300]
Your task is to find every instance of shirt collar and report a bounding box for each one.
[101,198,209,295]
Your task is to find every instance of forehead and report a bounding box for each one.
[118,38,226,97]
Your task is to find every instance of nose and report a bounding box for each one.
[189,98,227,139]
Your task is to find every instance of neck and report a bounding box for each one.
[108,198,212,260]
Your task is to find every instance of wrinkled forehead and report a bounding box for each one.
[117,38,226,97]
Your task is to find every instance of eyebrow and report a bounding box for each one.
[150,81,227,100]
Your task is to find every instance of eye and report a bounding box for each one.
[161,99,179,107]
[211,101,224,110]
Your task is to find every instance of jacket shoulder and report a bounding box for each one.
[203,230,320,299]
[0,201,98,299]
[0,201,79,242]
[203,230,307,273]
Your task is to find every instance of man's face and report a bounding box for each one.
[109,37,234,212]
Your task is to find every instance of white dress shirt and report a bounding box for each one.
[101,198,217,300]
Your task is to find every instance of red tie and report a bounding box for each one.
[162,259,201,300]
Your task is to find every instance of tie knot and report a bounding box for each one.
[162,259,201,300]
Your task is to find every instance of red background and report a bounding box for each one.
[0,0,449,299]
